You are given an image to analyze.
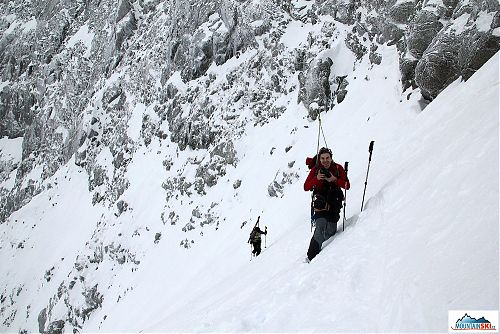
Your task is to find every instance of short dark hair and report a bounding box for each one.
[318,147,332,157]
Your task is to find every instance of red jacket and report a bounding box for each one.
[304,163,350,192]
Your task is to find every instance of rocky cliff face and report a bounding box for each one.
[0,0,498,332]
[1,0,498,224]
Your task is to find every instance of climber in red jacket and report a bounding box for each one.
[304,147,350,262]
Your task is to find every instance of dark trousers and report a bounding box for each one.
[251,241,262,256]
[307,215,338,261]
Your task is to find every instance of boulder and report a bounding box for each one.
[400,54,419,91]
[388,0,416,24]
[415,9,500,100]
[407,10,443,58]
[298,57,333,119]
[415,32,461,100]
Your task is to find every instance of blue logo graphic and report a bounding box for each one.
[452,314,497,331]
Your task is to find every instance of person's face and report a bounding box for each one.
[319,153,332,168]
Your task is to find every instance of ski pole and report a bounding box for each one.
[310,189,315,232]
[264,226,267,248]
[361,141,374,212]
[343,161,349,231]
[311,206,314,232]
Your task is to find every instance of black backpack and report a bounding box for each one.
[250,227,260,241]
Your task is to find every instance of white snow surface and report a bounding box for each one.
[66,24,95,58]
[0,44,498,332]
[0,136,23,164]
[0,136,23,190]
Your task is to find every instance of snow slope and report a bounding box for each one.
[96,51,499,331]
[1,45,498,332]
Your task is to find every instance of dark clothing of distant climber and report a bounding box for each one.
[248,218,267,256]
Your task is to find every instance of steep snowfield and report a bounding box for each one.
[97,50,498,331]
[0,44,498,332]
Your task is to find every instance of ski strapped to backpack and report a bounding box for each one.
[248,216,261,243]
